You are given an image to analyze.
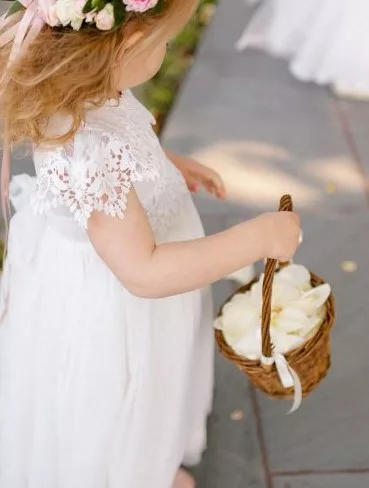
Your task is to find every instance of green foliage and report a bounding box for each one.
[0,240,4,272]
[141,0,217,134]
[112,0,126,27]
[6,0,24,17]
[151,0,165,14]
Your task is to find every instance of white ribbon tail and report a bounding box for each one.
[262,352,303,414]
[286,363,302,414]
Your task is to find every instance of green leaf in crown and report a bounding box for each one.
[151,0,164,14]
[112,0,126,28]
[82,0,94,14]
[91,0,106,12]
[6,0,24,18]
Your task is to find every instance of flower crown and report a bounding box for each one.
[5,0,164,32]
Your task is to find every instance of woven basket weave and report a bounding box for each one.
[215,195,335,399]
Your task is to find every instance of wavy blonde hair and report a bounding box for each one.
[0,0,196,147]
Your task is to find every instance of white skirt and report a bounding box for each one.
[237,0,369,98]
[0,189,214,488]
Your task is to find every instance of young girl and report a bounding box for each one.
[0,0,300,487]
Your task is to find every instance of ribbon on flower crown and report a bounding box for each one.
[0,0,48,246]
[0,0,46,68]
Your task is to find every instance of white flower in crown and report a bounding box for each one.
[123,0,159,13]
[55,0,85,30]
[95,3,115,30]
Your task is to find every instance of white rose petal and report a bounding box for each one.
[272,282,301,307]
[272,306,310,334]
[229,292,253,306]
[341,260,357,273]
[222,305,259,346]
[213,317,224,331]
[271,330,305,354]
[234,328,262,360]
[291,284,331,314]
[305,313,324,338]
[316,306,326,320]
[277,264,311,287]
[307,284,331,308]
[230,409,244,421]
[250,280,263,308]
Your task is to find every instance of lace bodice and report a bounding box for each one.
[31,91,189,240]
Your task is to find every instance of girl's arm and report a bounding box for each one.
[88,189,300,298]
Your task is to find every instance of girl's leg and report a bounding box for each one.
[171,469,195,488]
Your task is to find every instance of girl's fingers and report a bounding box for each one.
[186,177,199,193]
[204,177,227,199]
[215,188,227,200]
[212,175,227,199]
[186,169,226,199]
[203,180,216,195]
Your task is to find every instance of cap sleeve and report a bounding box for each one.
[32,128,158,229]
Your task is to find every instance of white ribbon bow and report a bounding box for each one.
[9,174,36,211]
[261,352,302,414]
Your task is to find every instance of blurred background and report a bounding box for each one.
[2,0,369,486]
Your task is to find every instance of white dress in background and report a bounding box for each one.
[236,0,369,99]
[0,91,214,488]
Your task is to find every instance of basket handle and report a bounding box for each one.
[261,195,293,359]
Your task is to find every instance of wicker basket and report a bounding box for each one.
[215,195,335,399]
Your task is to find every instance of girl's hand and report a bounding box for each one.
[261,211,301,262]
[181,158,227,200]
[166,150,226,200]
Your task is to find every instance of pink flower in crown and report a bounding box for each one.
[38,0,60,27]
[123,0,159,13]
[74,0,87,15]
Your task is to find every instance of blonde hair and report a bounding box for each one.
[0,0,196,147]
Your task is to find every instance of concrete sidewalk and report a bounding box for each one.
[162,1,369,487]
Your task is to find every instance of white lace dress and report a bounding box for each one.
[0,91,214,488]
[237,0,369,98]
